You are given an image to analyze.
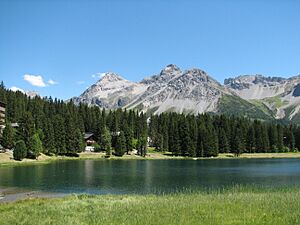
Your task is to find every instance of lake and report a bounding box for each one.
[1,158,300,194]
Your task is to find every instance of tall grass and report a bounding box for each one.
[0,186,299,225]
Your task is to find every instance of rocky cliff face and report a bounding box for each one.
[72,72,147,108]
[73,64,235,115]
[224,75,287,99]
[72,65,300,122]
[129,66,231,114]
[225,74,300,122]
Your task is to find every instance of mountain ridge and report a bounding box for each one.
[72,65,300,122]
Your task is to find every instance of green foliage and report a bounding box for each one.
[101,126,112,156]
[13,140,27,161]
[218,95,271,120]
[1,122,15,149]
[137,135,147,157]
[74,128,85,152]
[115,131,126,156]
[149,113,298,158]
[18,111,35,148]
[28,133,43,159]
[1,81,299,160]
[263,96,289,108]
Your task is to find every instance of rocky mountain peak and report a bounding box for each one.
[141,64,182,85]
[183,68,209,81]
[97,72,125,84]
[160,64,181,75]
[224,74,286,86]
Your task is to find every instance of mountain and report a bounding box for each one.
[10,87,39,98]
[225,74,300,123]
[72,64,277,121]
[72,72,148,108]
[127,65,231,115]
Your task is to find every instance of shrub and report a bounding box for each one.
[13,140,27,161]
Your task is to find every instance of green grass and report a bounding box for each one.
[263,96,288,108]
[249,99,274,116]
[0,186,300,225]
[218,95,272,120]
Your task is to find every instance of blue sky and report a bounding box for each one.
[0,0,299,99]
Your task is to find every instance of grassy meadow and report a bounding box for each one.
[0,186,299,225]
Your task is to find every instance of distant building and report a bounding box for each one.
[84,132,96,152]
[0,101,5,135]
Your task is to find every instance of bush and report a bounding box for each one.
[13,140,27,161]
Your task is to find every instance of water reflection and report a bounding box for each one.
[0,158,300,194]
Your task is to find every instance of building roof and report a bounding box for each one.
[0,101,6,108]
[11,123,19,127]
[84,132,95,140]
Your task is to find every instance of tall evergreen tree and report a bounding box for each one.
[115,131,126,156]
[179,121,191,156]
[19,111,35,148]
[231,128,244,157]
[28,133,43,159]
[218,128,229,153]
[137,135,147,157]
[101,126,112,156]
[74,128,85,152]
[246,126,255,153]
[196,123,206,157]
[52,115,66,154]
[43,119,56,154]
[1,121,15,149]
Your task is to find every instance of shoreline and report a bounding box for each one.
[0,187,66,203]
[1,151,300,167]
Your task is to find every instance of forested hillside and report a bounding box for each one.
[149,113,299,157]
[0,81,300,160]
[0,82,148,159]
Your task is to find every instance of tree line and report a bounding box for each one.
[0,80,300,160]
[0,82,147,160]
[149,113,300,157]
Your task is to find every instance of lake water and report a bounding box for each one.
[0,158,300,194]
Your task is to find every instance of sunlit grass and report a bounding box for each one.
[0,186,299,225]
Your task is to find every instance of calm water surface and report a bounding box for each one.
[0,158,300,194]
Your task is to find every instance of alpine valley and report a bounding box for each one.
[72,64,300,123]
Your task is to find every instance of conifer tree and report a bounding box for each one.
[231,128,243,156]
[1,121,15,149]
[196,123,206,157]
[43,119,56,154]
[188,117,197,156]
[29,133,43,159]
[65,114,77,153]
[218,128,229,153]
[137,135,147,157]
[102,126,112,156]
[115,131,126,156]
[19,111,35,148]
[277,125,284,152]
[246,126,255,153]
[125,127,134,154]
[179,121,191,156]
[268,125,278,152]
[53,115,66,154]
[13,140,27,161]
[74,128,85,152]
[261,125,270,152]
[155,133,164,152]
